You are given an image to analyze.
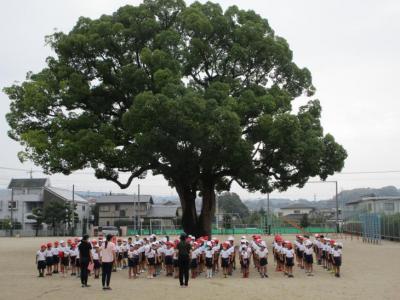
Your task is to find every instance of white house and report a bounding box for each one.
[0,178,90,235]
[345,196,400,215]
[278,203,316,219]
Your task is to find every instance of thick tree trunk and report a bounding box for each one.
[176,185,200,237]
[198,183,216,237]
[176,182,216,238]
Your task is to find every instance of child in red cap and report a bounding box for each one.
[36,244,47,277]
[45,242,53,276]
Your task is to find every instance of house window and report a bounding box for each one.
[100,205,110,212]
[120,210,126,217]
[383,203,394,212]
[115,204,120,211]
[294,210,301,214]
[8,201,17,210]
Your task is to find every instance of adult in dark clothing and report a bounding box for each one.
[78,234,93,288]
[177,233,192,287]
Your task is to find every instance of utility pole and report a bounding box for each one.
[215,194,219,231]
[10,188,14,237]
[267,193,270,235]
[72,184,75,235]
[307,180,339,233]
[335,181,339,234]
[137,184,141,232]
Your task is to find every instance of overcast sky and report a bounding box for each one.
[1,0,400,200]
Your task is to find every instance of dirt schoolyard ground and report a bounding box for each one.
[0,234,399,300]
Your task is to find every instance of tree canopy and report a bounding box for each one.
[3,0,347,236]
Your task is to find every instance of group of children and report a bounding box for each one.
[36,233,343,280]
[272,234,343,278]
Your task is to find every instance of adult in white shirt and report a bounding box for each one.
[101,234,116,290]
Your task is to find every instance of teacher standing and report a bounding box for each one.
[78,234,93,288]
[101,234,116,290]
[177,233,192,287]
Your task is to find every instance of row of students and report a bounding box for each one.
[36,234,342,280]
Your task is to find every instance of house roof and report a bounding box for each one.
[8,178,49,189]
[280,203,316,210]
[346,196,400,206]
[45,186,88,204]
[96,194,153,204]
[147,205,179,218]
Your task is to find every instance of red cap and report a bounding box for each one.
[47,242,52,247]
[330,240,335,245]
[92,240,97,244]
[54,241,59,245]
[41,244,46,248]
[67,239,72,243]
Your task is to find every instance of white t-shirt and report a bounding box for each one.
[91,249,99,260]
[101,242,116,263]
[212,245,220,253]
[205,249,214,258]
[241,250,249,259]
[298,244,306,252]
[146,249,155,259]
[333,249,342,257]
[257,248,268,258]
[45,249,53,258]
[228,246,235,256]
[304,247,313,255]
[69,248,78,257]
[285,249,294,258]
[60,246,69,256]
[191,248,200,259]
[164,248,174,256]
[220,249,230,259]
[37,250,46,261]
[51,247,59,256]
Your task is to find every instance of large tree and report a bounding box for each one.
[4,0,347,236]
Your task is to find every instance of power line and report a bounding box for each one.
[2,165,400,175]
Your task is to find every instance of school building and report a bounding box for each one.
[345,196,400,214]
[95,194,182,228]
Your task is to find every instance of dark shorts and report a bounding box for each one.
[117,253,123,261]
[305,254,313,264]
[70,256,76,265]
[45,257,53,266]
[296,248,301,257]
[286,257,294,267]
[299,251,304,259]
[240,258,249,268]
[173,259,179,268]
[322,251,326,259]
[190,259,198,269]
[52,255,59,264]
[147,257,155,266]
[165,256,173,266]
[38,260,46,270]
[94,259,101,269]
[128,258,136,268]
[205,257,213,268]
[221,258,229,268]
[123,252,128,259]
[334,257,341,266]
[260,257,268,266]
[62,257,69,266]
[75,258,80,267]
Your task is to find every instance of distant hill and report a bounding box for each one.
[243,185,400,211]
